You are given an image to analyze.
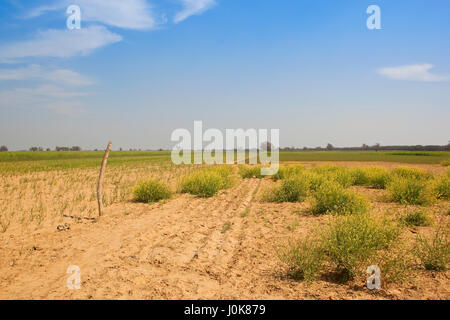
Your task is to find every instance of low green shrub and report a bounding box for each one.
[238,165,263,179]
[433,176,450,200]
[311,181,370,215]
[440,160,450,167]
[400,210,433,227]
[312,165,355,188]
[414,228,449,271]
[181,166,233,197]
[350,167,370,186]
[272,164,305,180]
[304,171,327,192]
[264,176,310,203]
[392,166,431,181]
[134,179,172,203]
[387,176,435,205]
[278,237,325,282]
[365,166,391,189]
[321,213,401,281]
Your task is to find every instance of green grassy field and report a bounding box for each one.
[0,150,449,173]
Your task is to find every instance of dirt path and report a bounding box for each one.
[1,177,449,300]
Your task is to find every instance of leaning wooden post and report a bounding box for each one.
[97,141,112,217]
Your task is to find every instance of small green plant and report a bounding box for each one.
[133,179,172,203]
[311,181,369,215]
[400,210,433,227]
[264,176,309,202]
[221,222,231,234]
[272,164,305,180]
[433,176,450,200]
[303,171,326,192]
[440,160,450,167]
[350,167,370,186]
[387,176,435,205]
[365,166,391,189]
[414,228,449,271]
[181,166,232,197]
[321,213,401,282]
[238,165,263,179]
[312,165,355,188]
[278,237,325,282]
[392,166,431,181]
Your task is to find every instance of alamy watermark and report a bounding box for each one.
[170,121,279,175]
[66,265,81,290]
[367,5,381,30]
[66,5,81,30]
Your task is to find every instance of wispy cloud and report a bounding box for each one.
[378,64,449,82]
[0,26,122,60]
[174,0,216,23]
[0,85,87,116]
[27,0,157,30]
[0,65,93,86]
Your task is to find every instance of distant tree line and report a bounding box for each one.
[0,145,8,152]
[280,142,450,152]
[26,146,82,151]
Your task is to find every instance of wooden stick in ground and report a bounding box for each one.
[97,141,112,217]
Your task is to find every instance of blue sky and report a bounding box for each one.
[0,0,449,150]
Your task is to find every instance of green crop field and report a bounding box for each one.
[0,150,449,173]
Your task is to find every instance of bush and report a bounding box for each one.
[264,176,310,203]
[322,213,401,281]
[414,228,449,271]
[387,177,435,205]
[304,171,327,192]
[134,179,172,203]
[278,237,325,282]
[312,165,355,188]
[440,160,450,167]
[272,164,305,180]
[400,211,433,227]
[181,166,233,197]
[350,167,370,186]
[433,176,450,200]
[238,165,263,179]
[311,181,370,215]
[365,166,391,189]
[392,166,431,181]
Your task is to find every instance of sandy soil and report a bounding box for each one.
[0,162,449,300]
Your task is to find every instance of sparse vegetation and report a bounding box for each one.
[433,176,450,200]
[387,176,435,205]
[321,213,402,282]
[238,165,264,179]
[272,164,305,180]
[414,228,450,271]
[311,181,370,215]
[181,166,233,197]
[264,175,310,203]
[133,179,172,203]
[392,166,431,181]
[400,210,433,227]
[440,160,450,167]
[278,237,325,282]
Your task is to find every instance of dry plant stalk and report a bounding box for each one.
[97,141,112,216]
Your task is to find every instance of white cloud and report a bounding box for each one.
[0,26,122,60]
[27,0,156,30]
[0,65,93,86]
[174,0,216,23]
[378,64,449,82]
[0,85,87,116]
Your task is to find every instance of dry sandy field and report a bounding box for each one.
[0,161,449,300]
